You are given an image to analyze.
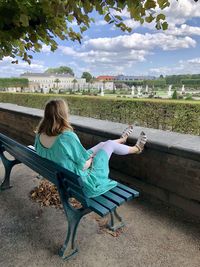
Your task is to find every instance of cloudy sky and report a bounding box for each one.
[1,0,200,78]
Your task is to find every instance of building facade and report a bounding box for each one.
[115,75,156,81]
[20,73,86,93]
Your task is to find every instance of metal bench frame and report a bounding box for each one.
[0,133,139,260]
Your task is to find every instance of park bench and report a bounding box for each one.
[0,132,139,260]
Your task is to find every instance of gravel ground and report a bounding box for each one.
[0,163,200,267]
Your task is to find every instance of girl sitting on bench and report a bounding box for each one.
[34,99,147,198]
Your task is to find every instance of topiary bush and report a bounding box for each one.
[172,90,178,99]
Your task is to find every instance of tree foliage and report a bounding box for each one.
[81,71,93,82]
[54,78,61,88]
[0,78,28,88]
[172,90,178,99]
[0,0,182,63]
[45,66,74,76]
[166,74,200,85]
[181,79,200,85]
[145,79,166,87]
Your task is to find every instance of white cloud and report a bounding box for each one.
[94,20,107,26]
[58,30,196,75]
[0,57,46,77]
[59,46,77,56]
[149,57,200,75]
[187,57,200,64]
[85,33,196,51]
[167,24,200,36]
[163,0,200,25]
[41,45,51,53]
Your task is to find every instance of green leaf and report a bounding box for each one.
[144,0,157,9]
[161,21,168,30]
[129,7,140,20]
[67,15,74,22]
[115,15,123,21]
[104,13,111,22]
[20,14,29,27]
[156,13,166,21]
[83,0,92,13]
[145,15,154,23]
[80,26,87,33]
[157,0,170,9]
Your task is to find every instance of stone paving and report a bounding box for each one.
[0,163,200,267]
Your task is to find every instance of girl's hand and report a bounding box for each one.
[83,157,93,171]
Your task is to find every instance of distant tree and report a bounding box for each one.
[159,74,164,79]
[45,66,74,76]
[166,74,191,85]
[54,78,61,88]
[0,0,183,63]
[181,79,200,86]
[172,90,178,99]
[81,72,93,83]
[0,78,28,88]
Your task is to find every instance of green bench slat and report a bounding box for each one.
[68,189,110,217]
[117,182,139,197]
[110,187,133,201]
[93,195,117,211]
[88,199,110,217]
[103,191,125,205]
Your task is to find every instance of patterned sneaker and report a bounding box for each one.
[135,131,147,154]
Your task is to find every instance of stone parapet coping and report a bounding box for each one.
[0,102,200,161]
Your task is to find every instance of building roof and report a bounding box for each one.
[20,72,74,78]
[96,75,115,80]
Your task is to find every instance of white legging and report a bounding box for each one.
[89,140,130,160]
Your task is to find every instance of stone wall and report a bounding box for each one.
[0,103,200,217]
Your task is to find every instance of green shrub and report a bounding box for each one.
[0,92,200,135]
[185,94,193,100]
[172,90,178,99]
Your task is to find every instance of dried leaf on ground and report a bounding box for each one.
[30,179,82,209]
[91,213,125,237]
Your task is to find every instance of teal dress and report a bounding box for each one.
[34,131,117,198]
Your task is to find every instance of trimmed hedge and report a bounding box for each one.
[181,79,200,85]
[0,92,200,135]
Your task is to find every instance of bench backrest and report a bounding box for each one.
[0,133,89,206]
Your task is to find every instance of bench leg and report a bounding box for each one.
[107,209,125,231]
[0,151,20,191]
[57,174,90,260]
[59,204,89,260]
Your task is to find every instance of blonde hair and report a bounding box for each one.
[36,99,73,136]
